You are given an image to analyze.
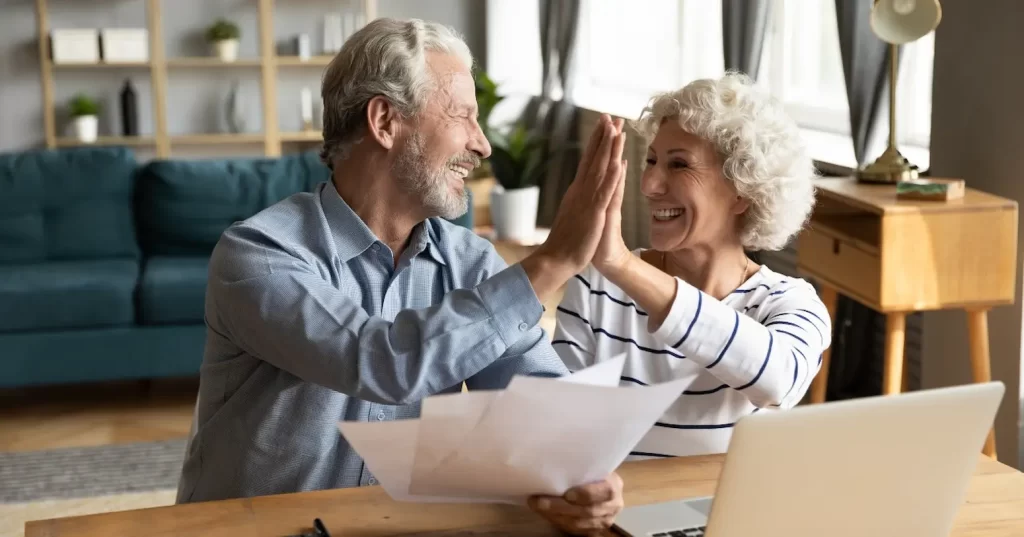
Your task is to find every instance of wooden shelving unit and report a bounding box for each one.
[35,0,376,158]
[276,56,334,67]
[170,133,266,145]
[280,131,323,142]
[166,57,263,68]
[56,135,155,147]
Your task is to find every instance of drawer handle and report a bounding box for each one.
[832,239,840,255]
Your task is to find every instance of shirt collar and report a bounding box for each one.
[320,182,447,266]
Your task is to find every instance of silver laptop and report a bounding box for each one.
[613,381,1004,537]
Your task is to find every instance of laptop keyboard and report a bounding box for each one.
[652,527,705,537]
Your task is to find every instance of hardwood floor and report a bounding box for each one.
[0,378,197,453]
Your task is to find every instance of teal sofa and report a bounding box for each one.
[0,146,473,388]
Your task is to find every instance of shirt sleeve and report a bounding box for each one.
[650,277,832,408]
[464,247,569,390]
[207,224,551,406]
[550,268,599,372]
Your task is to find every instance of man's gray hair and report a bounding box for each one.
[319,18,474,168]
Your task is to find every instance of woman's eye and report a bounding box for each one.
[645,158,656,166]
[670,160,688,169]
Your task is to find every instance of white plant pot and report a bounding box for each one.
[490,184,540,241]
[72,115,98,143]
[212,39,239,62]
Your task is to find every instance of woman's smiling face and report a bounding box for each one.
[641,118,749,253]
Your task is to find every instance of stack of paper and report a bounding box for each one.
[337,355,691,504]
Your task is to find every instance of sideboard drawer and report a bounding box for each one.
[797,227,881,307]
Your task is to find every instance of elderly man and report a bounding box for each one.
[176,17,627,535]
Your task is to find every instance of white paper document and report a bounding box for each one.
[337,355,690,504]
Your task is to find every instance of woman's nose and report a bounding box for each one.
[640,167,667,197]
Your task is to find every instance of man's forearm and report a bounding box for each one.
[520,252,579,303]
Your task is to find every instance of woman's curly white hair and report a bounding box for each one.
[631,71,817,251]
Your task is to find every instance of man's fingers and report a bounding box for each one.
[584,120,617,191]
[576,114,611,180]
[567,479,616,505]
[596,133,626,206]
[530,495,617,519]
[607,159,627,214]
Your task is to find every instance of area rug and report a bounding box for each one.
[0,438,187,504]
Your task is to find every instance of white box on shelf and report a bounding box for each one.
[100,29,149,63]
[51,29,100,64]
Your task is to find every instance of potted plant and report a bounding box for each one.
[206,18,240,62]
[473,70,505,180]
[68,94,100,143]
[487,123,551,241]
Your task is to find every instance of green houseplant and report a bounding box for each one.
[487,123,557,240]
[206,18,241,62]
[68,94,100,143]
[473,70,504,179]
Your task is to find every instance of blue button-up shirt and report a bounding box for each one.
[176,181,568,503]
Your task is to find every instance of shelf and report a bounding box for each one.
[276,56,333,67]
[280,130,322,142]
[170,133,265,144]
[55,136,155,147]
[50,61,152,69]
[166,57,263,68]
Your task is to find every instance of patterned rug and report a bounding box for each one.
[0,438,187,504]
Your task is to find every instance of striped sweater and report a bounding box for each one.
[552,251,832,459]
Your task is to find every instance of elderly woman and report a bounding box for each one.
[553,72,832,459]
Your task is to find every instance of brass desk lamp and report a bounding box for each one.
[857,0,942,183]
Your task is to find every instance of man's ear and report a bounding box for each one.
[366,96,399,150]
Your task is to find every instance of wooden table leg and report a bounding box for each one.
[882,312,907,395]
[967,308,998,458]
[810,285,839,404]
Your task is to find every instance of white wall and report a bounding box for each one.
[923,0,1023,468]
[0,0,485,155]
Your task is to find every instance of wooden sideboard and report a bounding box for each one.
[800,177,1018,457]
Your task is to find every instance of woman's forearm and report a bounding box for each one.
[600,253,678,331]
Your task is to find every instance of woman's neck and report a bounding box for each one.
[655,245,755,300]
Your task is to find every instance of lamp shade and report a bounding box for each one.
[870,0,942,44]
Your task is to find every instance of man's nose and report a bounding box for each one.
[469,121,492,159]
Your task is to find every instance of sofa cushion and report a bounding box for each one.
[136,150,330,256]
[138,256,209,325]
[0,259,139,332]
[0,147,140,264]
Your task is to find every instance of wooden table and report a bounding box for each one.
[25,454,1024,537]
[799,177,1018,457]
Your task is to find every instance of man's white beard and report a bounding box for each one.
[393,133,468,221]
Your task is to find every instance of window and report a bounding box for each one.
[486,0,934,169]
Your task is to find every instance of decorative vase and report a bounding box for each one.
[120,79,138,136]
[73,115,98,143]
[490,184,540,241]
[225,80,248,133]
[212,39,239,62]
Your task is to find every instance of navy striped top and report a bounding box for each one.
[552,252,832,459]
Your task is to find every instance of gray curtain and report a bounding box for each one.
[722,0,772,79]
[826,0,918,401]
[521,0,582,227]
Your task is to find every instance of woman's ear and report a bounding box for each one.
[366,96,399,150]
[732,195,751,215]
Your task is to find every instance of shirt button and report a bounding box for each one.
[518,322,529,331]
[377,412,386,421]
[368,477,377,485]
